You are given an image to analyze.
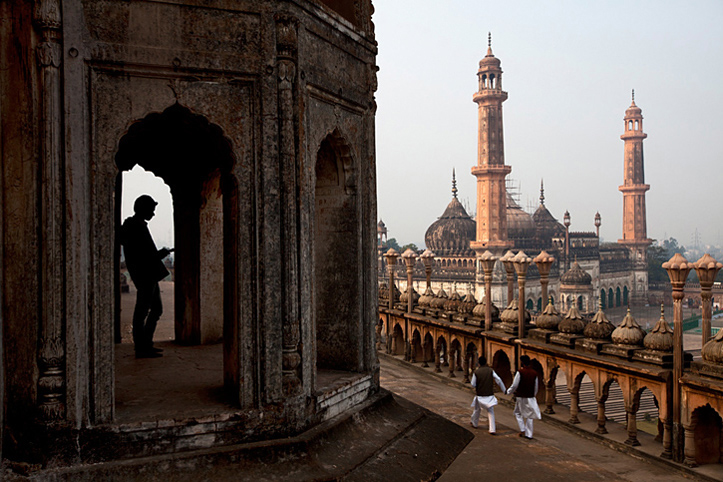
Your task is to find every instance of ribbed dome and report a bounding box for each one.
[479,50,501,68]
[472,297,499,320]
[644,306,673,352]
[702,329,723,364]
[535,299,562,330]
[444,286,463,312]
[558,305,586,334]
[418,286,436,307]
[459,288,477,314]
[561,261,592,286]
[399,286,420,305]
[506,193,535,239]
[611,309,645,346]
[583,306,614,340]
[499,299,530,324]
[430,285,449,309]
[424,197,476,257]
[625,99,642,117]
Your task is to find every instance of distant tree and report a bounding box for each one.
[662,237,686,255]
[383,237,401,252]
[647,244,669,283]
[401,243,419,253]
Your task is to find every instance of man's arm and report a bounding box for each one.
[492,371,506,393]
[470,374,477,387]
[506,372,520,395]
[534,377,539,396]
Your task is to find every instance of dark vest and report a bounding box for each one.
[515,366,537,398]
[473,366,494,397]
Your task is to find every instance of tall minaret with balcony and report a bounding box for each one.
[618,90,651,305]
[470,34,512,256]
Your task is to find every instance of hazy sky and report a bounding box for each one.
[124,0,723,251]
[374,0,723,249]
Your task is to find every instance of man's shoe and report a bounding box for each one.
[136,351,162,359]
[518,432,525,437]
[150,346,164,353]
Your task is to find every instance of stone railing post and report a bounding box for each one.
[693,254,722,346]
[479,251,497,331]
[663,253,693,463]
[513,251,531,338]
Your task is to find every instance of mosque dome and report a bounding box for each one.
[506,193,535,239]
[560,261,592,286]
[611,309,646,346]
[532,182,565,241]
[424,173,476,257]
[702,330,723,364]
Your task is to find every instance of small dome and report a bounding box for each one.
[558,305,586,334]
[444,286,463,312]
[458,288,477,314]
[702,330,723,364]
[430,285,449,309]
[499,299,530,324]
[418,286,436,307]
[644,305,673,352]
[399,286,420,305]
[583,306,614,340]
[472,297,500,321]
[507,193,536,239]
[611,309,646,346]
[535,299,562,330]
[561,261,592,286]
[625,99,642,118]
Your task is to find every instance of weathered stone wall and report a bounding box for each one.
[1,0,378,465]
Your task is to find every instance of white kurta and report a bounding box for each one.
[470,371,506,410]
[506,371,542,419]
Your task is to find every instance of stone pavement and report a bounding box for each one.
[379,354,704,482]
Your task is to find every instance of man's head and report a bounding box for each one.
[134,195,157,221]
[478,355,487,367]
[520,355,531,367]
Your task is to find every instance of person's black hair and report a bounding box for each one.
[520,355,531,367]
[478,355,487,366]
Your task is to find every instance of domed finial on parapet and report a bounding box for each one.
[539,179,545,205]
[452,168,458,199]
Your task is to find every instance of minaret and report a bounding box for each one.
[470,33,512,255]
[618,90,651,305]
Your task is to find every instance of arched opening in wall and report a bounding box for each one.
[411,329,423,362]
[555,372,597,420]
[526,299,534,312]
[436,336,448,368]
[628,120,633,130]
[114,104,238,422]
[577,296,583,311]
[616,287,622,307]
[118,166,174,345]
[603,379,625,424]
[537,297,542,312]
[489,73,495,89]
[314,131,361,374]
[423,332,434,365]
[608,288,614,309]
[391,324,405,356]
[465,342,479,380]
[449,339,463,375]
[600,289,607,309]
[692,405,723,465]
[623,286,629,306]
[635,120,639,130]
[481,74,487,89]
[492,350,512,388]
[634,388,663,441]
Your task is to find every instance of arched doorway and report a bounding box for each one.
[314,131,362,374]
[113,104,241,420]
[600,289,607,309]
[616,287,622,307]
[623,286,629,306]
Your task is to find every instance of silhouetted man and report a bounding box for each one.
[506,355,542,439]
[121,195,172,358]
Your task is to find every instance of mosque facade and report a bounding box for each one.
[387,38,651,315]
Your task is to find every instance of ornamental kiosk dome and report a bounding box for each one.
[561,261,592,286]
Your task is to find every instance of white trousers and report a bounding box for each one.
[514,404,534,438]
[471,403,496,433]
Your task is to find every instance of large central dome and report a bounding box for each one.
[425,175,476,257]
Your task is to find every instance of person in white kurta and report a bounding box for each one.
[470,356,506,433]
[506,355,542,439]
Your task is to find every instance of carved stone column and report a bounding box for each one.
[595,400,608,434]
[422,339,429,368]
[663,253,693,462]
[34,0,65,424]
[683,424,697,467]
[694,254,722,346]
[624,406,640,446]
[276,15,301,396]
[661,419,673,459]
[513,251,531,339]
[462,351,470,383]
[544,378,556,414]
[435,343,442,373]
[448,348,456,378]
[569,388,581,424]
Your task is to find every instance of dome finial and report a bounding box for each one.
[452,168,458,199]
[487,32,493,55]
[539,178,545,205]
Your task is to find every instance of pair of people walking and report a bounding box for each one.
[470,354,541,439]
